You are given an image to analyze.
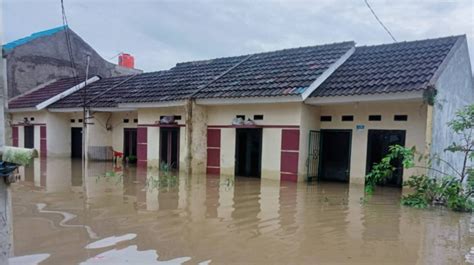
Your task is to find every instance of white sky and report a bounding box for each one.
[4,0,474,73]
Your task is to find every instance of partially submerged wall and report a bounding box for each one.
[431,38,474,178]
[138,107,186,168]
[206,102,302,181]
[318,101,428,184]
[45,112,70,157]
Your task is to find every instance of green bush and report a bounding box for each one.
[365,104,474,212]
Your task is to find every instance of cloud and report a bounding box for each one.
[4,0,474,72]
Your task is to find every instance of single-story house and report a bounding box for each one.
[8,35,474,184]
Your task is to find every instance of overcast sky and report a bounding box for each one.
[4,0,474,72]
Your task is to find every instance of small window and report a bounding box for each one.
[394,115,408,121]
[30,117,35,121]
[236,115,245,120]
[70,119,75,123]
[174,115,182,121]
[159,115,165,120]
[320,116,332,122]
[133,118,138,123]
[369,115,382,121]
[123,119,129,123]
[253,115,264,120]
[341,115,354,122]
[78,119,83,123]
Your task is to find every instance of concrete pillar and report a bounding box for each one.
[185,100,208,175]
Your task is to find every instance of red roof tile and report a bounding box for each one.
[8,77,81,109]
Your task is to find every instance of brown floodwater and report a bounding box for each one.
[8,158,474,264]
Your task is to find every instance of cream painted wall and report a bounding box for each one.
[109,111,138,152]
[45,112,70,157]
[220,128,236,176]
[138,107,187,168]
[317,100,428,184]
[207,103,302,180]
[298,104,321,181]
[87,112,113,147]
[11,111,46,152]
[261,128,282,180]
[207,102,301,126]
[147,126,160,167]
[69,112,84,128]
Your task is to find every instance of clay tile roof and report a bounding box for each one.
[49,54,248,108]
[49,42,354,108]
[192,41,355,99]
[310,36,463,97]
[8,77,81,109]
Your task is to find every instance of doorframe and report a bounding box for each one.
[307,130,321,182]
[123,128,138,158]
[71,127,83,158]
[159,126,180,170]
[24,125,35,149]
[318,129,353,182]
[234,128,263,178]
[365,129,406,186]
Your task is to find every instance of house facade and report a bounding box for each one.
[8,35,474,185]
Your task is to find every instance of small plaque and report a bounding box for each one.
[356,124,365,130]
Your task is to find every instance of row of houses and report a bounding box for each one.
[7,35,474,184]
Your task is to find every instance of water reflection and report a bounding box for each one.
[10,158,474,264]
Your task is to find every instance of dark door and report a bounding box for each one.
[71,128,83,158]
[366,130,406,187]
[24,126,34,148]
[160,127,179,169]
[123,128,137,161]
[319,130,352,182]
[235,128,262,178]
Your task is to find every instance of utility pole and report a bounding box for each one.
[0,0,12,262]
[82,55,90,161]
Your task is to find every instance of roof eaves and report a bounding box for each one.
[305,90,424,105]
[118,100,186,109]
[6,107,37,113]
[195,95,302,106]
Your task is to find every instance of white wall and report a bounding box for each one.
[46,112,70,157]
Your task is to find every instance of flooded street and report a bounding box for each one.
[9,158,474,264]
